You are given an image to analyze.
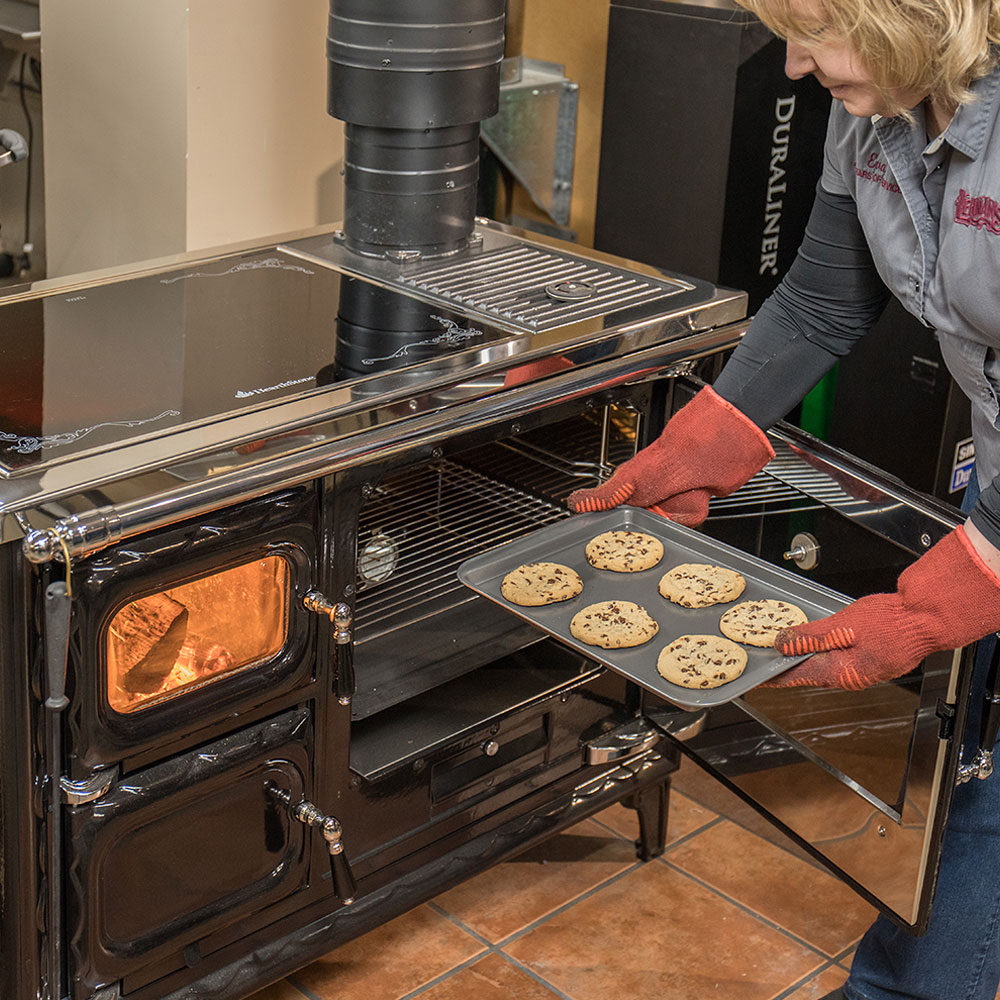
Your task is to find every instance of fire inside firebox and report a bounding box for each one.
[105,555,290,712]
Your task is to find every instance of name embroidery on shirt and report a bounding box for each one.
[954,189,1000,234]
[853,153,901,193]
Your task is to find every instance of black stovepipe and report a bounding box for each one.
[326,0,506,256]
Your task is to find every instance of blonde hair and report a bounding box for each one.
[735,0,1000,114]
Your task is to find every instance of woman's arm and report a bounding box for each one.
[713,183,892,429]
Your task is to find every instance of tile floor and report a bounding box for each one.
[246,754,883,1000]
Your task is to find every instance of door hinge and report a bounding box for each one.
[936,699,956,741]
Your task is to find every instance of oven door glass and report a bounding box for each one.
[105,554,290,713]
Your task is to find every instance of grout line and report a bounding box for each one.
[766,958,847,1000]
[588,809,723,851]
[660,813,726,851]
[285,976,325,1000]
[426,901,500,949]
[394,946,494,1000]
[657,856,834,961]
[492,860,645,948]
[427,860,646,954]
[494,951,577,1000]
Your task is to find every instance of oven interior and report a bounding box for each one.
[343,374,967,931]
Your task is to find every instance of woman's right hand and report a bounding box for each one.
[566,387,775,526]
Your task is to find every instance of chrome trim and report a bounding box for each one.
[586,717,663,765]
[20,320,747,562]
[644,705,707,743]
[60,768,116,806]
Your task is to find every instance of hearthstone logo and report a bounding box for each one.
[954,188,1000,234]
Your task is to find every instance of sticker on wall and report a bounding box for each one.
[950,437,975,493]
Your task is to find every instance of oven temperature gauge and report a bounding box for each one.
[358,531,399,586]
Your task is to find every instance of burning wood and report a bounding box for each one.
[109,593,189,694]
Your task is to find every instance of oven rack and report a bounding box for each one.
[354,459,571,642]
[353,430,869,643]
[708,442,872,519]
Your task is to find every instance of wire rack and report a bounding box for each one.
[708,442,872,519]
[354,411,641,643]
[354,460,571,643]
[352,422,865,643]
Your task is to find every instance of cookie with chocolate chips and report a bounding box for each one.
[658,563,746,608]
[585,530,664,572]
[569,600,659,649]
[719,599,809,647]
[500,562,584,607]
[656,634,748,689]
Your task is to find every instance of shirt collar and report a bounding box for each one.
[871,63,1000,160]
[945,65,1000,159]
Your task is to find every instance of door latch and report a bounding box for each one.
[268,785,357,904]
[303,590,355,705]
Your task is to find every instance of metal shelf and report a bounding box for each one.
[0,1,40,58]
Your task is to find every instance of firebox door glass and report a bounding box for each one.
[105,556,290,713]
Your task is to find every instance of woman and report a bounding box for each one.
[569,1,1000,998]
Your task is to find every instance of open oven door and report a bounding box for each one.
[653,421,981,935]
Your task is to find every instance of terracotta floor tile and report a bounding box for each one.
[784,964,849,999]
[596,789,716,846]
[418,953,565,1000]
[506,861,824,1000]
[244,982,307,1000]
[667,819,875,956]
[432,817,637,942]
[291,904,484,1000]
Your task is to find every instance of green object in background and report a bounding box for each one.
[797,364,839,440]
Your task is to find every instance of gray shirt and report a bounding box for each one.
[714,62,1000,547]
[822,67,1000,490]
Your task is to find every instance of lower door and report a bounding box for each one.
[67,707,315,997]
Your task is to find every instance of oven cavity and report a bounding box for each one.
[350,404,642,719]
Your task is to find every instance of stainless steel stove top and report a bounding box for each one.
[0,222,746,527]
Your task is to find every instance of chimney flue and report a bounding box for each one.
[327,0,506,258]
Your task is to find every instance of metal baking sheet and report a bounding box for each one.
[457,506,852,710]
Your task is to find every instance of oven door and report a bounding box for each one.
[651,412,976,934]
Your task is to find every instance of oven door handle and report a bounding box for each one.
[304,591,355,705]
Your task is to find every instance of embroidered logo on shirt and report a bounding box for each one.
[954,189,1000,234]
[853,153,901,193]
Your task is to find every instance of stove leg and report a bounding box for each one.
[621,778,669,861]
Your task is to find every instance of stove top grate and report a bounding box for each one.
[397,244,687,332]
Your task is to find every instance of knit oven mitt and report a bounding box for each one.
[567,386,775,526]
[767,526,1000,690]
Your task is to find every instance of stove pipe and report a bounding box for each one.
[327,0,506,257]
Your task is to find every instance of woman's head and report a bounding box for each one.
[736,0,1000,116]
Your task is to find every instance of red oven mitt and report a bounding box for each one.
[766,525,1000,690]
[566,386,775,526]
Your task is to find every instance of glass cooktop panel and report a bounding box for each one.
[0,249,511,474]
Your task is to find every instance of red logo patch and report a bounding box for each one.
[853,152,901,194]
[955,188,1000,234]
